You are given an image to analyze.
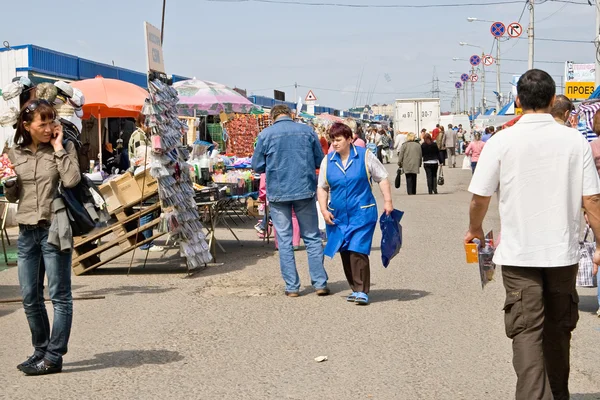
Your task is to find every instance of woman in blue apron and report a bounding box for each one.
[317,122,394,305]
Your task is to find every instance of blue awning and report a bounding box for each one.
[497,102,513,116]
[469,112,480,121]
[589,86,600,100]
[484,108,496,116]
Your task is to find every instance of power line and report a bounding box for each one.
[296,84,431,95]
[207,0,525,8]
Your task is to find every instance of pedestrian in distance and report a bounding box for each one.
[465,69,600,400]
[436,125,447,166]
[550,94,575,126]
[393,131,406,161]
[445,124,458,168]
[375,129,385,163]
[431,124,441,141]
[252,105,330,297]
[465,132,485,174]
[317,122,394,305]
[397,132,422,195]
[5,99,81,375]
[421,133,442,195]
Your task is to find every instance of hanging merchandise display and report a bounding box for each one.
[223,114,260,157]
[144,78,213,269]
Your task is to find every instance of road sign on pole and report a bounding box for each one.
[470,55,481,66]
[507,22,523,38]
[471,74,479,82]
[461,73,470,82]
[490,22,506,38]
[483,55,494,66]
[455,82,463,89]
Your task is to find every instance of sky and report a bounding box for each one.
[1,0,596,112]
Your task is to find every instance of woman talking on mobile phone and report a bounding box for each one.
[5,99,80,375]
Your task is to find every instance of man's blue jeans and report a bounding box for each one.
[17,226,73,365]
[269,198,328,293]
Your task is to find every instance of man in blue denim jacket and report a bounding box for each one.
[252,105,329,297]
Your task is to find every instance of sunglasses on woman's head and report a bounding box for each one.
[24,99,51,114]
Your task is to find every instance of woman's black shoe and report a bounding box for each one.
[16,355,42,371]
[21,359,62,376]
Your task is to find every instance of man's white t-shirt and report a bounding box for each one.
[468,113,600,267]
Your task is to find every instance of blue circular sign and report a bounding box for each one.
[455,82,463,89]
[460,73,470,82]
[490,22,506,38]
[470,55,481,66]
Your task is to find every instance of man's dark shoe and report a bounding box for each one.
[17,355,42,371]
[316,287,330,296]
[21,359,62,376]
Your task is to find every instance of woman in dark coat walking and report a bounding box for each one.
[397,132,422,195]
[421,133,442,194]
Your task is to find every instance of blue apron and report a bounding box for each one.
[324,145,378,258]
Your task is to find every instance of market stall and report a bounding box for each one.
[71,76,148,169]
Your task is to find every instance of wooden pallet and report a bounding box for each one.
[72,189,167,275]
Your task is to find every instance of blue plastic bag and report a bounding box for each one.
[379,209,404,268]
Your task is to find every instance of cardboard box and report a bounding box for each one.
[113,173,142,205]
[99,183,123,213]
[98,173,143,213]
[134,168,158,195]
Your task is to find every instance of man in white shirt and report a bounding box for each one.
[465,69,600,400]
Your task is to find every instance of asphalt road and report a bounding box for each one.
[1,156,599,400]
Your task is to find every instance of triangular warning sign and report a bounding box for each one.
[305,90,317,102]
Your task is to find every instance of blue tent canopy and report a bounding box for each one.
[484,108,496,116]
[497,101,513,116]
[589,85,600,100]
[469,112,481,121]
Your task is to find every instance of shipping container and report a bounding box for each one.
[393,98,441,134]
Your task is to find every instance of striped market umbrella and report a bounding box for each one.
[174,79,259,116]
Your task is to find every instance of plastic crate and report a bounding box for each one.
[207,123,226,153]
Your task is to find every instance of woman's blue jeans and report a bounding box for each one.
[139,213,154,250]
[17,226,73,365]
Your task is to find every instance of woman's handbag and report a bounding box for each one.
[437,166,445,186]
[577,225,597,287]
[394,168,403,189]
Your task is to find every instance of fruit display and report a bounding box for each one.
[224,114,260,157]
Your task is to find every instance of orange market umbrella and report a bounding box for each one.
[71,76,149,167]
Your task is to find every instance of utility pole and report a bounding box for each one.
[480,54,486,113]
[528,0,534,70]
[456,88,461,114]
[596,3,600,90]
[471,66,476,119]
[431,67,441,99]
[463,86,467,115]
[294,82,298,101]
[496,38,501,111]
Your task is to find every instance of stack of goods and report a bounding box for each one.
[255,114,271,132]
[212,170,257,196]
[144,78,212,270]
[223,114,259,157]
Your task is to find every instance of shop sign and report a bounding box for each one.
[565,61,595,83]
[565,82,595,100]
[144,22,166,74]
